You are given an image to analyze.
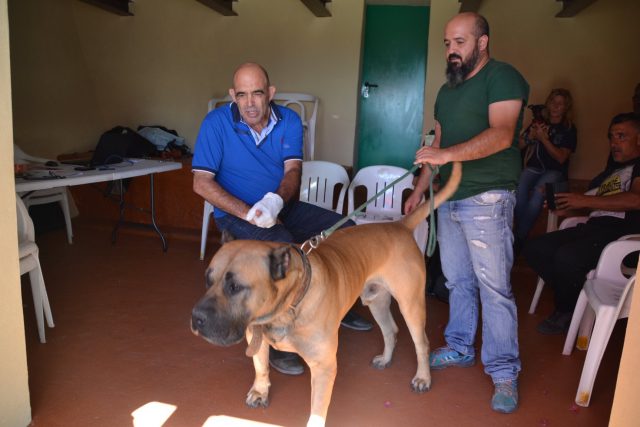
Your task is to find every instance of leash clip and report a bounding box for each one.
[301,233,325,254]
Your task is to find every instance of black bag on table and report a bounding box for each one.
[90,126,157,167]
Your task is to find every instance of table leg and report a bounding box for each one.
[110,175,168,252]
[149,173,168,252]
[111,179,125,244]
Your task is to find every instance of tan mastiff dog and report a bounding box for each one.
[192,162,461,427]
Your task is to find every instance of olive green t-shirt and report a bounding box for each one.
[435,59,529,200]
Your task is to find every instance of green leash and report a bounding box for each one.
[425,164,439,257]
[301,163,440,257]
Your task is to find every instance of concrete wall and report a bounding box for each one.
[9,0,365,166]
[0,0,32,424]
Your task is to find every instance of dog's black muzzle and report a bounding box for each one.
[191,296,247,346]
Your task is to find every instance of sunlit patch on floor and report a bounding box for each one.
[202,415,283,427]
[131,401,177,427]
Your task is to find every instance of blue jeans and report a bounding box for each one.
[215,200,354,243]
[514,168,564,240]
[437,190,520,383]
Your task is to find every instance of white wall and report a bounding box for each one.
[1,0,32,423]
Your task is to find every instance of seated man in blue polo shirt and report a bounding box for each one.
[192,62,372,376]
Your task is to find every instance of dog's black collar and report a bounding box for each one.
[251,244,312,325]
[289,244,312,311]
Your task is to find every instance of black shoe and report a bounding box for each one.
[536,311,572,335]
[269,348,304,375]
[340,310,373,331]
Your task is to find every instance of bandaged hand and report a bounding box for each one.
[245,192,284,228]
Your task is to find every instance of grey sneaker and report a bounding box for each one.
[492,379,519,413]
[429,346,475,370]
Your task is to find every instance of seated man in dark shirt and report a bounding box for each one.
[523,112,640,335]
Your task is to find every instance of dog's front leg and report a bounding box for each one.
[306,355,337,427]
[245,333,271,408]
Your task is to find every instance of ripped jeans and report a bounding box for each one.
[437,190,521,383]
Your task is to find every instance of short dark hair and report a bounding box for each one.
[609,112,640,133]
[474,14,490,39]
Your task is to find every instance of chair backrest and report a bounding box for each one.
[207,93,318,160]
[16,196,35,244]
[14,144,51,164]
[593,240,640,284]
[347,165,414,218]
[300,161,349,213]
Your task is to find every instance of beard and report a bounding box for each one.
[445,45,480,88]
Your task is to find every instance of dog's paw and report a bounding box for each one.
[411,376,431,393]
[246,389,270,408]
[371,355,392,370]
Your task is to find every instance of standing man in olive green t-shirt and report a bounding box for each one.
[405,12,529,413]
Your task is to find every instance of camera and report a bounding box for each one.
[528,104,548,126]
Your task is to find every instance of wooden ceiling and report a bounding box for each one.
[80,0,599,19]
[460,0,599,17]
[195,0,332,17]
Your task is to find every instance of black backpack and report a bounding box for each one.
[90,126,157,167]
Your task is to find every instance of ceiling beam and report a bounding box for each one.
[458,0,483,13]
[300,0,331,17]
[196,0,237,16]
[79,0,133,16]
[556,0,599,17]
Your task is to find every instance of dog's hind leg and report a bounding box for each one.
[395,278,431,393]
[246,335,271,408]
[362,283,398,369]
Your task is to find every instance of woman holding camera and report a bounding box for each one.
[514,88,577,253]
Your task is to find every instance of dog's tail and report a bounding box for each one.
[400,161,462,231]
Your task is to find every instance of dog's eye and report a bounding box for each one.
[225,280,245,296]
[223,272,245,296]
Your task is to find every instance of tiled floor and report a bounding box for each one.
[21,221,622,426]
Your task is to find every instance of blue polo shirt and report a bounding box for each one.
[192,102,304,218]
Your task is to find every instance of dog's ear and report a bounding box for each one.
[269,246,291,281]
[220,229,236,244]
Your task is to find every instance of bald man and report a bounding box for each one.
[405,13,529,413]
[192,63,372,376]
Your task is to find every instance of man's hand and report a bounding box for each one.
[246,192,284,228]
[414,146,451,166]
[404,191,424,215]
[553,192,589,211]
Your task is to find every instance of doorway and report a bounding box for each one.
[355,4,430,170]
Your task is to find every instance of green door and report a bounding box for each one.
[356,5,430,170]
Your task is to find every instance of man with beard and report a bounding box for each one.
[405,13,528,413]
[524,113,640,335]
[192,62,372,377]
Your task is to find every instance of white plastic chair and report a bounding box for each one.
[14,144,73,244]
[300,161,349,213]
[528,215,589,314]
[200,93,319,260]
[562,239,640,407]
[347,165,429,254]
[16,196,55,343]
